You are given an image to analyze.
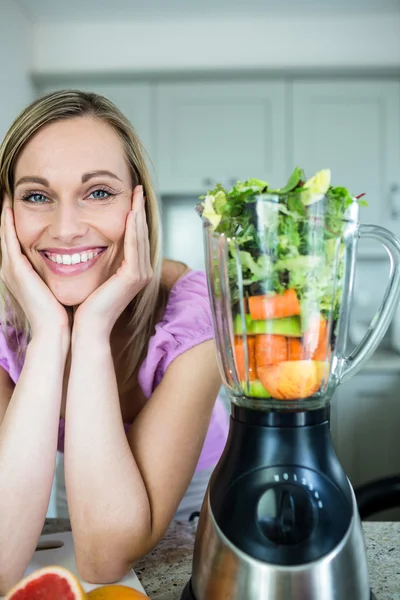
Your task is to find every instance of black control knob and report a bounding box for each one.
[256,484,317,545]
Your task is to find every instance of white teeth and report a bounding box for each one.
[45,249,103,265]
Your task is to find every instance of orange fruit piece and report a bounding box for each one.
[257,360,326,400]
[5,566,87,599]
[87,586,147,599]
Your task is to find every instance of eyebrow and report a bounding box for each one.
[81,170,122,183]
[15,176,49,188]
[15,170,122,188]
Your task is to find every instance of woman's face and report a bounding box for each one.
[12,116,133,306]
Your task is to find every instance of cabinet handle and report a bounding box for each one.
[203,177,214,188]
[390,183,400,219]
[203,177,238,189]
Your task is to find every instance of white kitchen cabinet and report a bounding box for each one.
[330,371,400,492]
[292,80,400,257]
[35,81,155,174]
[155,81,288,194]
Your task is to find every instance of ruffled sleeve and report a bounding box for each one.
[0,326,24,384]
[138,271,215,398]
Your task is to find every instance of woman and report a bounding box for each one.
[0,90,229,592]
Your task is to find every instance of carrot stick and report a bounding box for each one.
[303,315,328,360]
[287,338,303,361]
[234,336,257,381]
[248,289,301,321]
[312,326,329,360]
[255,334,288,367]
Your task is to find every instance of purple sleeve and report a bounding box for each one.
[138,271,216,397]
[138,271,229,472]
[0,326,23,384]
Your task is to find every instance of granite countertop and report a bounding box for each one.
[42,518,400,600]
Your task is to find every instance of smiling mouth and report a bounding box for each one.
[40,248,107,266]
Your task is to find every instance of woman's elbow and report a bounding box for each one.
[74,532,153,585]
[77,558,132,586]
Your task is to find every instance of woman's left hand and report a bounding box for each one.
[73,185,153,338]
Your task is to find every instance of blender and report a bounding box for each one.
[181,180,400,600]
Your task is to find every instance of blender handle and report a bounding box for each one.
[339,224,400,384]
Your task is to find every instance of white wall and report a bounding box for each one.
[0,1,35,141]
[31,12,400,76]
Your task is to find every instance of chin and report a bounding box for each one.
[49,281,97,307]
[55,291,92,307]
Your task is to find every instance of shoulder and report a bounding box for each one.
[161,258,191,290]
[160,269,212,335]
[138,270,214,397]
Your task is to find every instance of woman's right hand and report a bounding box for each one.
[0,195,70,338]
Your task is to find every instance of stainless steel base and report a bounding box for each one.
[181,585,376,599]
[188,486,371,600]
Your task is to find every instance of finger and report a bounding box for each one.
[2,194,11,211]
[1,194,11,234]
[1,195,13,266]
[130,187,145,277]
[3,205,22,259]
[126,186,142,273]
[135,192,150,278]
[132,184,142,211]
[123,209,138,278]
[141,195,152,274]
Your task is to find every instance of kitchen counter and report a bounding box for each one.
[42,519,399,599]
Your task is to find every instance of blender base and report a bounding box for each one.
[180,581,377,599]
[183,407,372,600]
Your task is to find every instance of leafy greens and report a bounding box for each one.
[198,167,367,321]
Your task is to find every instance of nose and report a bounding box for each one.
[47,201,90,243]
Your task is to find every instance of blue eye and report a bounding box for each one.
[23,193,48,204]
[89,189,111,199]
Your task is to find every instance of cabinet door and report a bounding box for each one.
[292,81,400,256]
[36,81,154,167]
[330,372,400,489]
[156,81,288,194]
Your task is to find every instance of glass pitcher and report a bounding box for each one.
[202,192,400,411]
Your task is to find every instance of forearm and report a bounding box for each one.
[65,331,150,581]
[128,341,221,529]
[0,332,69,592]
[65,333,221,582]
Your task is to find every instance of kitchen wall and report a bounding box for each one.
[30,11,400,75]
[0,1,35,140]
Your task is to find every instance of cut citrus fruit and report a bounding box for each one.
[257,360,326,400]
[5,565,87,599]
[87,586,147,599]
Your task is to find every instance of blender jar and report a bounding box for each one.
[202,191,400,411]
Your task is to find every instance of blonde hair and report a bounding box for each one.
[0,89,167,389]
